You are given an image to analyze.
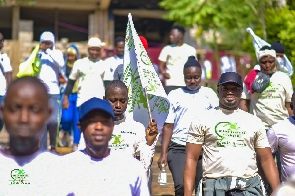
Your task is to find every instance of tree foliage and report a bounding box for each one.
[159,0,295,84]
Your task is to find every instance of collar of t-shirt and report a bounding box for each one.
[80,148,114,163]
[88,57,100,62]
[181,87,200,94]
[114,115,127,125]
[219,107,240,114]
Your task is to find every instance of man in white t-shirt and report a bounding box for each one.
[62,37,106,150]
[104,80,158,178]
[267,92,295,182]
[61,97,150,196]
[0,76,60,196]
[184,72,280,196]
[103,36,125,85]
[0,32,12,132]
[158,25,196,94]
[158,56,219,196]
[37,31,65,152]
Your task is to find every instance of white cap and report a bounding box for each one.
[87,37,105,48]
[257,49,276,61]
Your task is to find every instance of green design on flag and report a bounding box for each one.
[122,13,170,131]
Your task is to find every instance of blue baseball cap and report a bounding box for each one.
[79,97,115,121]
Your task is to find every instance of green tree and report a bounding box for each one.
[264,6,295,85]
[158,0,262,76]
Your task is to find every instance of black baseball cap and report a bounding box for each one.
[218,72,243,87]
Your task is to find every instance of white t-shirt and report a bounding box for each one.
[0,52,12,96]
[103,55,124,81]
[165,87,219,146]
[69,57,105,107]
[267,117,295,182]
[242,71,293,129]
[38,49,65,95]
[110,115,155,174]
[187,108,270,179]
[0,150,61,196]
[61,149,150,196]
[158,43,196,86]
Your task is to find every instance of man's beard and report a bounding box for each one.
[10,137,38,154]
[220,100,239,109]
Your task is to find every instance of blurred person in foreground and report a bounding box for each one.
[267,92,295,182]
[0,76,60,195]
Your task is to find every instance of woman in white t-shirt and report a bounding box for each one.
[157,56,219,195]
[104,80,159,177]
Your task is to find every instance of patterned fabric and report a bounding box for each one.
[196,175,266,196]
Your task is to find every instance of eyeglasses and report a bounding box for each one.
[260,60,275,64]
[0,39,4,43]
[220,86,241,92]
[185,76,200,80]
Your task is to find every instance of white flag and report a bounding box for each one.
[246,27,293,77]
[123,13,170,132]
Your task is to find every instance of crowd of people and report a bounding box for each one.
[0,22,294,196]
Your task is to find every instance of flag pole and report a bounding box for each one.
[144,87,153,123]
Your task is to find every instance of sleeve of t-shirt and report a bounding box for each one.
[206,88,219,109]
[266,126,278,153]
[48,49,65,68]
[158,46,169,62]
[189,46,196,58]
[165,91,176,123]
[283,74,293,102]
[68,60,80,81]
[254,120,271,148]
[187,116,205,145]
[1,54,13,72]
[241,82,250,100]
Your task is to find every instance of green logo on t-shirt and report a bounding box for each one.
[214,122,246,147]
[9,169,30,185]
[259,82,280,99]
[111,134,124,145]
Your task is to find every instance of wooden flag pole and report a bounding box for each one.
[144,87,153,123]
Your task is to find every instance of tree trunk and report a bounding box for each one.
[213,29,221,77]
